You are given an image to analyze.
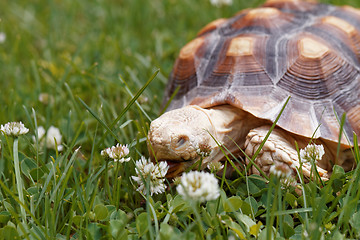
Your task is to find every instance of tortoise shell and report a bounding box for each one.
[164,0,360,146]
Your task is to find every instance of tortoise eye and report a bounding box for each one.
[174,135,189,149]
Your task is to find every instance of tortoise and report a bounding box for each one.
[148,0,360,179]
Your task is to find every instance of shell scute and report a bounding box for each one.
[310,15,360,62]
[201,34,273,88]
[197,18,227,36]
[231,7,295,33]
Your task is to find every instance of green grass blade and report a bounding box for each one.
[98,69,159,144]
[110,69,159,128]
[268,207,313,216]
[353,133,359,164]
[336,150,360,229]
[0,179,48,238]
[50,148,79,202]
[160,85,180,115]
[118,75,152,121]
[34,122,84,210]
[336,113,346,162]
[13,138,26,222]
[64,82,82,117]
[78,97,121,143]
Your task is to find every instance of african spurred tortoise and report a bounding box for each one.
[148,0,360,179]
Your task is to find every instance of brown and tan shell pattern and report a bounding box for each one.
[164,0,360,147]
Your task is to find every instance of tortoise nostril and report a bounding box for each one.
[174,135,189,149]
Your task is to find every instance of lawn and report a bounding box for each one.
[0,0,360,239]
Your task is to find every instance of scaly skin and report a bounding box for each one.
[244,126,330,180]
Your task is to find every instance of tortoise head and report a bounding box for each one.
[148,105,218,178]
[148,104,249,178]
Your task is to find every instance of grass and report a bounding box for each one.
[0,0,360,239]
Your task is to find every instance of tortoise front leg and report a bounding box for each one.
[244,126,329,180]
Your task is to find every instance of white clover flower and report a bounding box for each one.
[1,122,29,137]
[101,143,130,162]
[172,176,182,185]
[46,126,63,151]
[100,147,111,159]
[177,171,220,202]
[270,163,296,188]
[269,163,292,179]
[196,143,212,158]
[207,161,224,172]
[210,0,233,7]
[280,176,296,188]
[33,126,46,145]
[300,144,325,164]
[132,157,169,196]
[0,32,6,44]
[33,126,64,151]
[35,126,46,139]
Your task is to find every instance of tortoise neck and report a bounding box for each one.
[203,104,265,147]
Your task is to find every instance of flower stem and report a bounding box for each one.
[104,161,112,203]
[13,137,26,222]
[277,181,283,237]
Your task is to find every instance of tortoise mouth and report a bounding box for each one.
[165,161,186,178]
[155,158,200,178]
